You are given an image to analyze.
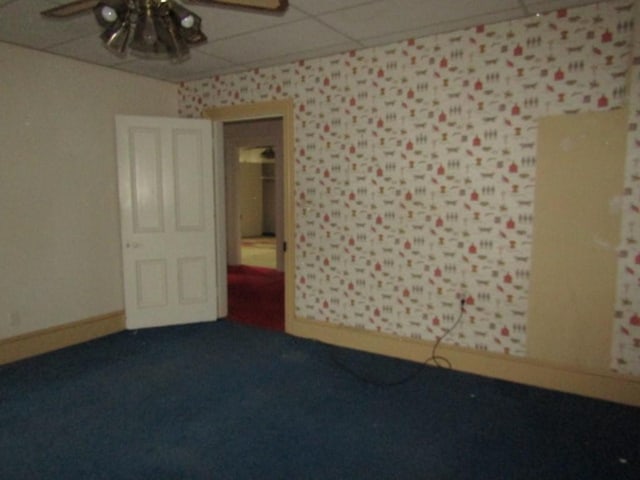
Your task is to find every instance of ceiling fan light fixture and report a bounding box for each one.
[261,146,275,159]
[101,19,132,56]
[100,6,117,23]
[180,15,195,29]
[44,0,290,62]
[169,3,207,45]
[93,0,128,27]
[156,14,191,62]
[130,14,167,56]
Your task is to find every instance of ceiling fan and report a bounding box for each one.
[41,0,289,62]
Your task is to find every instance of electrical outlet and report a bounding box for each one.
[8,311,21,327]
[456,292,468,309]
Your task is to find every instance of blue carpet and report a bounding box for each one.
[0,320,638,479]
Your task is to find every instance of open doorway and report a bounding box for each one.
[204,100,294,333]
[237,145,277,269]
[222,118,284,272]
[222,117,284,331]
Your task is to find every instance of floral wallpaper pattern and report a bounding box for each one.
[179,0,640,375]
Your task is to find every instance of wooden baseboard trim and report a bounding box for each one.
[286,316,640,407]
[0,311,126,365]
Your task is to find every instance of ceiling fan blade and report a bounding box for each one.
[41,0,99,18]
[183,0,289,13]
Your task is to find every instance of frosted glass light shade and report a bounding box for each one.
[180,15,195,29]
[100,6,117,23]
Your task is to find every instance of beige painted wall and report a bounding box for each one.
[0,42,178,339]
[238,162,264,237]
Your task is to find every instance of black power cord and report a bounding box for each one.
[330,298,466,386]
[424,298,466,369]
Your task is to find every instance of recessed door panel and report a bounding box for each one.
[129,127,164,233]
[174,129,205,232]
[178,257,208,305]
[135,259,168,308]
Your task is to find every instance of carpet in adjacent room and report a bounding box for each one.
[227,264,284,331]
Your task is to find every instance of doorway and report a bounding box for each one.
[238,146,277,269]
[224,119,283,271]
[204,100,294,332]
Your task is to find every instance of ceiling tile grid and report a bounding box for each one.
[0,0,605,82]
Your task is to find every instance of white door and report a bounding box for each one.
[116,115,219,329]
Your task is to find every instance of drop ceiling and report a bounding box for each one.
[0,0,602,83]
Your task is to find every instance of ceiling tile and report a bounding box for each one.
[0,1,100,49]
[198,18,357,64]
[320,0,523,41]
[240,41,361,69]
[358,7,525,47]
[187,3,305,41]
[117,50,235,83]
[522,0,601,15]
[291,0,377,15]
[49,35,130,67]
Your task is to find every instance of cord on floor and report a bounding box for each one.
[330,299,466,386]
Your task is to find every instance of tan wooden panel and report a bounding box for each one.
[528,109,627,372]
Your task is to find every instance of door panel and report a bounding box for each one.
[136,259,168,308]
[116,115,218,329]
[174,129,206,231]
[131,128,164,233]
[177,256,208,304]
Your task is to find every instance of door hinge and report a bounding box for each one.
[283,241,287,252]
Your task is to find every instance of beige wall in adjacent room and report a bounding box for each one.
[0,42,179,340]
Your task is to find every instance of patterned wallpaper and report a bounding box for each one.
[179,0,640,376]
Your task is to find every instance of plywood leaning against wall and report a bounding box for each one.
[528,108,627,373]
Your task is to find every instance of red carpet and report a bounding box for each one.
[227,265,284,331]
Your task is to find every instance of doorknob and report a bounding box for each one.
[126,241,141,248]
